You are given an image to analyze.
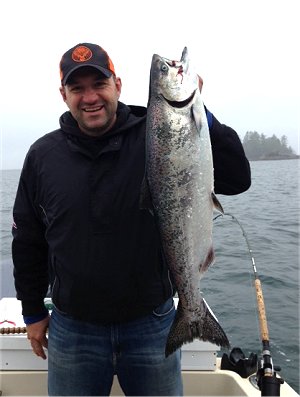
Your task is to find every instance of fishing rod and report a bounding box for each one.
[214,212,284,396]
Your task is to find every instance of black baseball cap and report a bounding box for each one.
[59,43,116,85]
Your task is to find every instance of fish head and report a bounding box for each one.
[149,47,199,106]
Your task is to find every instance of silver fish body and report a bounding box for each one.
[142,47,230,356]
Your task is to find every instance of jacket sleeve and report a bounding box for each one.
[208,111,251,195]
[12,151,49,317]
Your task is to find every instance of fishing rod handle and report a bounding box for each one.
[255,278,269,341]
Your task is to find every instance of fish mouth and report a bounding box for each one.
[162,90,195,108]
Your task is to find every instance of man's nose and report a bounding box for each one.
[82,88,98,102]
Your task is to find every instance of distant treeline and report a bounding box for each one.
[242,131,299,160]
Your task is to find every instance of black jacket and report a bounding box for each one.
[12,102,251,323]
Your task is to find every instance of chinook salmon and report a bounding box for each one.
[141,47,230,357]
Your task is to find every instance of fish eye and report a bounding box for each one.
[161,64,168,72]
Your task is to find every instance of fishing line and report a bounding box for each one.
[214,212,284,395]
[214,212,261,341]
[214,213,258,278]
[214,212,270,341]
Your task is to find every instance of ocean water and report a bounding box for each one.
[0,160,299,393]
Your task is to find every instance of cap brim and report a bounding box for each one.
[62,64,112,85]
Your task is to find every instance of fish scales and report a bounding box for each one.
[142,47,230,356]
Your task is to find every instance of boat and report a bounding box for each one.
[0,297,298,396]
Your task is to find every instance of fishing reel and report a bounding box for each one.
[255,345,284,396]
[221,346,284,396]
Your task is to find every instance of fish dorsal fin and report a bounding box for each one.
[212,192,224,214]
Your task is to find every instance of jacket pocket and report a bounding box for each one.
[152,297,174,317]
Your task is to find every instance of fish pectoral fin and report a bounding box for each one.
[212,192,224,214]
[191,104,202,135]
[200,246,215,272]
[139,176,154,215]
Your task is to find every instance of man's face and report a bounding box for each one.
[60,67,122,137]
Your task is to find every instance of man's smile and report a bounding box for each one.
[83,105,103,113]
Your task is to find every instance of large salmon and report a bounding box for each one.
[141,47,230,357]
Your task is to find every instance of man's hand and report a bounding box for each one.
[26,316,49,359]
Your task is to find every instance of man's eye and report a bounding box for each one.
[94,81,104,88]
[70,86,81,92]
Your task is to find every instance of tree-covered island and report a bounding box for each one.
[242,131,299,161]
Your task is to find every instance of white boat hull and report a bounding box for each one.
[0,298,297,396]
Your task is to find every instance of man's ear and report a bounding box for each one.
[115,77,122,98]
[59,86,67,101]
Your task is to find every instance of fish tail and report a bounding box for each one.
[165,300,230,357]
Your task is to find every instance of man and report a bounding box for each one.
[12,43,251,396]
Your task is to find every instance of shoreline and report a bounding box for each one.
[249,155,299,161]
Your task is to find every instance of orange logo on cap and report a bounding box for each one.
[72,46,93,62]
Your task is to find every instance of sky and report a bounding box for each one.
[0,0,299,170]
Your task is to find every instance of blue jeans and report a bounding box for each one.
[48,298,183,396]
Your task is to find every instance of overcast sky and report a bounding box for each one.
[1,0,299,169]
